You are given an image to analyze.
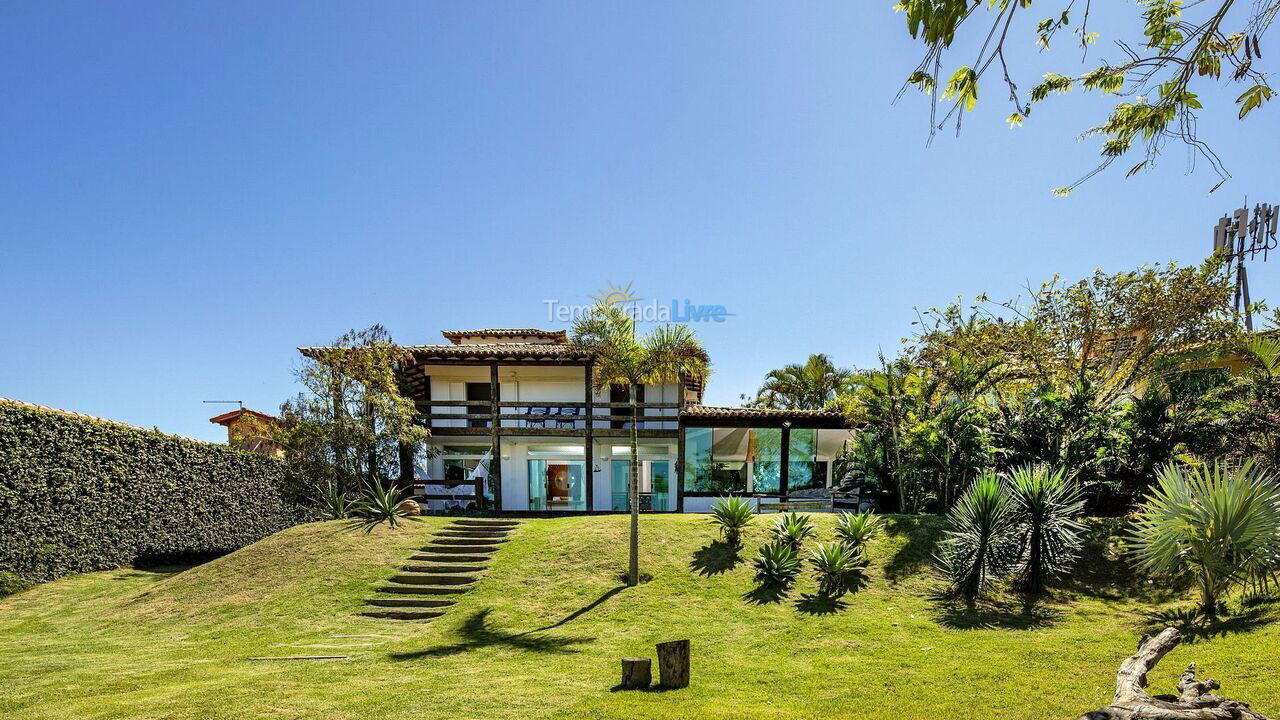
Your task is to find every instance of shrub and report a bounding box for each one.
[753,541,802,588]
[353,480,416,529]
[936,471,1017,603]
[833,510,883,553]
[0,571,32,597]
[0,399,302,583]
[770,512,816,552]
[315,478,355,520]
[809,541,865,597]
[709,496,754,545]
[1130,461,1280,613]
[1006,464,1085,594]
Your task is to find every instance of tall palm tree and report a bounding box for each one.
[572,303,709,586]
[750,353,853,410]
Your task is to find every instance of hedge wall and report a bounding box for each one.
[0,400,304,582]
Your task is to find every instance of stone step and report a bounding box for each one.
[390,573,477,586]
[403,563,487,574]
[408,553,492,563]
[360,609,445,620]
[376,584,471,595]
[452,519,520,528]
[366,597,456,609]
[436,529,510,538]
[419,544,497,554]
[430,537,506,546]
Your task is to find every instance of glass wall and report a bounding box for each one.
[528,459,586,511]
[750,428,781,494]
[683,426,844,496]
[683,427,714,491]
[787,428,821,492]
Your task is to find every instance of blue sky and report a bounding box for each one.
[3,1,1278,442]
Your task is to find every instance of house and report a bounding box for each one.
[303,328,855,513]
[208,407,283,456]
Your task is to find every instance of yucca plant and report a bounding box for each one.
[753,541,802,588]
[353,479,416,529]
[1006,465,1085,594]
[936,471,1017,603]
[771,512,816,552]
[809,541,866,597]
[709,496,755,545]
[315,477,355,520]
[1130,461,1280,614]
[833,510,883,554]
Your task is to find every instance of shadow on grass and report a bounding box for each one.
[932,592,1063,630]
[883,516,946,585]
[1143,605,1276,644]
[1055,518,1183,604]
[690,540,743,577]
[795,593,848,615]
[390,608,595,660]
[610,683,684,693]
[743,583,789,605]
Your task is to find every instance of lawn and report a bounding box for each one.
[1,513,1276,720]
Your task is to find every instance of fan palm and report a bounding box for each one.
[1130,461,1280,613]
[572,302,710,586]
[1006,465,1085,594]
[936,471,1017,603]
[750,353,853,410]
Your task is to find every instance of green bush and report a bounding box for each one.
[833,510,883,553]
[1006,464,1085,594]
[753,541,802,588]
[935,471,1017,603]
[809,541,865,597]
[709,496,754,545]
[353,480,416,530]
[0,400,303,583]
[0,571,32,596]
[770,512,816,552]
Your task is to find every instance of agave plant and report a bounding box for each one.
[1130,461,1280,613]
[809,541,865,597]
[315,477,355,520]
[833,510,883,554]
[936,471,1017,603]
[1006,465,1085,594]
[709,496,755,545]
[353,479,416,529]
[771,512,816,552]
[753,541,802,588]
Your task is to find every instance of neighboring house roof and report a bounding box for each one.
[440,328,569,345]
[208,407,282,427]
[680,405,849,428]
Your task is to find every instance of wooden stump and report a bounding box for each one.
[620,657,651,689]
[656,639,690,689]
[1076,627,1272,719]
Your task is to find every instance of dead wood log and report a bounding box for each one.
[656,639,690,689]
[1078,627,1270,720]
[620,657,651,689]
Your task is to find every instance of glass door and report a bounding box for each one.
[530,459,586,511]
[651,461,670,511]
[610,460,629,510]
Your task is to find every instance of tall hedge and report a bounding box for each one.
[0,400,304,582]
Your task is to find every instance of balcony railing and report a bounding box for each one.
[419,400,681,435]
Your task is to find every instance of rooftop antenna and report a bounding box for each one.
[203,400,244,411]
[1213,198,1278,332]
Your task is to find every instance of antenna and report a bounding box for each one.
[1213,200,1278,332]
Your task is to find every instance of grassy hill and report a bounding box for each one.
[1,514,1277,720]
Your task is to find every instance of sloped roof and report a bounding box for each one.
[440,329,569,344]
[680,404,849,428]
[208,408,282,426]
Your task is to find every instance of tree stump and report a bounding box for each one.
[1077,627,1272,720]
[620,657,651,690]
[656,639,690,689]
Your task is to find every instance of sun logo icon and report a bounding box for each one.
[593,280,641,306]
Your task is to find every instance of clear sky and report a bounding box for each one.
[3,1,1279,442]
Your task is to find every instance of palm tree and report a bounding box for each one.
[572,303,709,586]
[749,353,852,410]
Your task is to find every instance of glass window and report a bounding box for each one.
[750,428,781,494]
[710,460,747,493]
[528,459,586,511]
[683,428,714,491]
[787,428,822,492]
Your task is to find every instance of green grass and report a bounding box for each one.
[1,514,1277,720]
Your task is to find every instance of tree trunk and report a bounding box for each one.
[620,657,651,690]
[628,383,640,587]
[1077,628,1271,720]
[656,639,690,689]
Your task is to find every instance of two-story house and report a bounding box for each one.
[304,328,855,514]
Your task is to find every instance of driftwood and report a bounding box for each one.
[656,639,690,689]
[1078,627,1270,720]
[620,657,651,689]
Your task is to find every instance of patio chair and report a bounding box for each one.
[555,406,579,428]
[525,406,551,428]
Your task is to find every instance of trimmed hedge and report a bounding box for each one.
[0,400,304,582]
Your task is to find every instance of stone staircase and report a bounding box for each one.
[361,518,520,620]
